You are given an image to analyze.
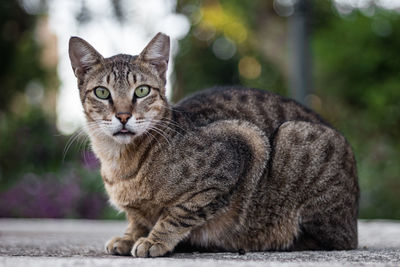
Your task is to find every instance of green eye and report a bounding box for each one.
[94,87,110,99]
[134,85,150,98]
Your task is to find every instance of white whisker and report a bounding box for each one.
[63,128,87,163]
[147,125,172,147]
[152,121,184,137]
[145,118,188,135]
[144,129,163,148]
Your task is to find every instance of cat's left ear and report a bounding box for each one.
[69,36,104,79]
[139,32,170,84]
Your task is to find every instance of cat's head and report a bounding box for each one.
[68,33,170,144]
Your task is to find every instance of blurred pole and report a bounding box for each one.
[288,0,312,107]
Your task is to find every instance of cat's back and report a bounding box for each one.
[174,86,326,136]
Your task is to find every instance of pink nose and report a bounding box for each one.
[115,112,132,124]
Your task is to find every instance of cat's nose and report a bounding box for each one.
[115,112,132,125]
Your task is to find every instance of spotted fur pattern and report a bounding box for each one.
[68,33,359,257]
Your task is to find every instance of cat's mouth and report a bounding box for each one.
[113,128,135,136]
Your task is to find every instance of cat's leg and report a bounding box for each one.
[271,121,358,251]
[132,120,270,257]
[106,218,149,255]
[132,189,230,257]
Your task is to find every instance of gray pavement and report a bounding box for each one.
[0,219,399,266]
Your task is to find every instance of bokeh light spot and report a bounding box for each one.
[25,81,44,105]
[238,56,261,79]
[224,22,247,43]
[273,0,295,17]
[200,1,248,44]
[212,37,236,60]
[371,19,392,37]
[194,23,216,41]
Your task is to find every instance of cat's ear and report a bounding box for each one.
[68,36,104,79]
[139,32,170,84]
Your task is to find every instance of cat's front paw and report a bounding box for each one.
[105,236,135,256]
[131,237,170,257]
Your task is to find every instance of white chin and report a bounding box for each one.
[113,134,135,144]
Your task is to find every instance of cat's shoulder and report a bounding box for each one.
[175,86,299,108]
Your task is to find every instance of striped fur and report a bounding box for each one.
[68,33,359,257]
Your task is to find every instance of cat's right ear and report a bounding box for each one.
[138,33,170,85]
[68,37,103,79]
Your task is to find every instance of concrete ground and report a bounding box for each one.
[0,219,399,267]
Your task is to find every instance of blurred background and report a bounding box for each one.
[0,0,399,220]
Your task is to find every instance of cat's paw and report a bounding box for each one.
[105,236,135,256]
[131,237,170,257]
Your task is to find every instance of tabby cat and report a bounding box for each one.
[68,32,359,257]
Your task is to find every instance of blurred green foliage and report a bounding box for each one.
[312,4,400,219]
[174,0,286,101]
[0,1,49,112]
[0,1,51,184]
[0,108,61,186]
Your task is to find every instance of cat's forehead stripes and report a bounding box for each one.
[102,57,152,93]
[127,71,136,85]
[109,62,132,87]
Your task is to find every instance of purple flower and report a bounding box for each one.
[0,171,107,219]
